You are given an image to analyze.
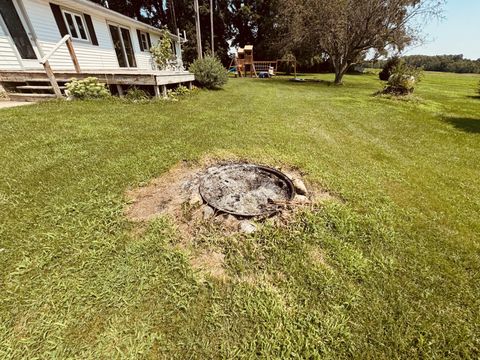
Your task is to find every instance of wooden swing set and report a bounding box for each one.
[229,45,298,78]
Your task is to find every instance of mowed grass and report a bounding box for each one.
[0,71,479,359]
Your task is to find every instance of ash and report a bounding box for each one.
[199,164,293,217]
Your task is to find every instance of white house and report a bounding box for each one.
[0,0,194,100]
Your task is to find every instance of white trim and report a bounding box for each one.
[57,0,186,43]
[139,30,149,52]
[61,8,90,43]
[1,0,42,69]
[0,14,24,70]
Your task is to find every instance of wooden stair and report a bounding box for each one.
[2,79,67,102]
[7,93,57,102]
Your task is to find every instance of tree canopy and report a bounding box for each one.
[92,0,279,66]
[278,0,444,84]
[92,0,445,81]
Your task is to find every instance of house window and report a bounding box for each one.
[62,10,89,41]
[109,24,137,68]
[139,31,149,51]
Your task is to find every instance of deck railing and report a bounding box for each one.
[39,35,80,98]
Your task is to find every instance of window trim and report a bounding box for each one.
[61,9,90,43]
[139,31,149,52]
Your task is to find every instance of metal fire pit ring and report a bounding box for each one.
[199,163,295,217]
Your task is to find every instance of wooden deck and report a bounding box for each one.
[0,69,195,101]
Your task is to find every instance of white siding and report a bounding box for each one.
[0,37,22,70]
[23,0,119,70]
[0,13,23,70]
[0,0,181,72]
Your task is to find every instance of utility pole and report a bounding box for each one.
[210,0,214,54]
[193,0,203,59]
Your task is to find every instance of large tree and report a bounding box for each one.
[228,0,280,60]
[278,0,444,84]
[92,0,232,65]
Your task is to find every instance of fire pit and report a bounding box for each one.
[199,164,295,217]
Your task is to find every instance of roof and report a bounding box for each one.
[56,0,186,42]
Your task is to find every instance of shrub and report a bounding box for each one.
[150,29,175,70]
[379,56,402,81]
[174,85,190,96]
[189,55,228,89]
[125,87,150,101]
[65,77,110,99]
[383,62,423,95]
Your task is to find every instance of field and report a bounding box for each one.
[0,71,479,358]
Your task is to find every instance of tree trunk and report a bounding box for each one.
[334,71,344,85]
[333,62,349,85]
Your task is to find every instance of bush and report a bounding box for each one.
[379,56,402,81]
[65,77,110,99]
[383,62,423,95]
[189,55,228,89]
[150,29,175,70]
[125,87,150,101]
[174,85,190,96]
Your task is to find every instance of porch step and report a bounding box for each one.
[16,85,66,90]
[6,93,58,102]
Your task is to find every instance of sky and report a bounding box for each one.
[405,0,480,60]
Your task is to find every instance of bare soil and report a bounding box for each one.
[125,159,338,280]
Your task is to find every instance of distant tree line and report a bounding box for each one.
[366,55,480,74]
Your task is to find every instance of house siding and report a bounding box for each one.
[0,13,23,70]
[0,0,172,71]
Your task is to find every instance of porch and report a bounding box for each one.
[0,68,195,101]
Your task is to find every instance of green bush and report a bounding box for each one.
[383,62,423,95]
[125,87,150,101]
[65,77,110,99]
[189,55,228,89]
[174,85,190,96]
[379,56,402,81]
[150,29,175,70]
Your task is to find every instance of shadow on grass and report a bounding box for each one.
[466,95,480,100]
[444,116,480,134]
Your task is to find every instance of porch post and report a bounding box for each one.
[43,61,63,98]
[154,85,161,98]
[66,38,81,73]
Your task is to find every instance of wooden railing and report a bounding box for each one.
[39,35,80,98]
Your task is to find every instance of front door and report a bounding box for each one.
[0,0,41,69]
[108,24,136,68]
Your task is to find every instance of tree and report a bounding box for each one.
[228,0,280,60]
[92,0,232,66]
[278,0,444,84]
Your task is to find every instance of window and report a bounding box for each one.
[0,0,37,59]
[109,24,136,68]
[139,31,149,51]
[62,10,89,41]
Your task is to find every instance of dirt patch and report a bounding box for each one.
[125,158,339,279]
[308,246,332,271]
[125,161,202,222]
[190,250,226,280]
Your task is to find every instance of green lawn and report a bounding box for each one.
[1,71,479,359]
